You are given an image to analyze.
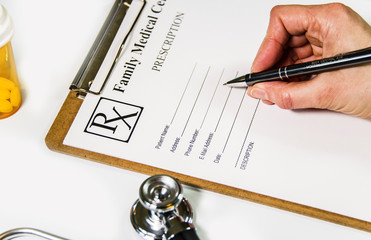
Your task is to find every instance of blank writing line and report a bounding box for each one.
[170,63,197,124]
[222,88,247,153]
[181,66,211,136]
[214,72,239,132]
[200,69,224,129]
[214,88,232,132]
[234,100,260,168]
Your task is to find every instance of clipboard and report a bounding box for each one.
[45,0,371,233]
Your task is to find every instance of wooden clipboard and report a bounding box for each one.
[45,0,371,233]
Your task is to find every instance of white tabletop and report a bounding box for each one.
[0,0,370,239]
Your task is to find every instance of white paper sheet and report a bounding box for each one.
[64,0,371,222]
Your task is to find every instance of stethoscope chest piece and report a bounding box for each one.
[130,175,198,240]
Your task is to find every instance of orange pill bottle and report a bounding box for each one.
[0,4,21,119]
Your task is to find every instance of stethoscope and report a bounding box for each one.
[0,175,200,240]
[130,174,199,240]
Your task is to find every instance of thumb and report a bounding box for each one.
[247,76,334,110]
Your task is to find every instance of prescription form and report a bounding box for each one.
[64,0,371,222]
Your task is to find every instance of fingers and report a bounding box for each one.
[247,76,332,110]
[251,35,284,72]
[275,43,318,67]
[252,3,371,74]
[248,3,371,119]
[247,67,371,120]
[251,5,324,72]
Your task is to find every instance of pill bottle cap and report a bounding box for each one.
[0,4,14,48]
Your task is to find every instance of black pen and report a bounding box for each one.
[224,46,371,87]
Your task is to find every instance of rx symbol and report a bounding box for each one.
[89,107,139,133]
[85,97,143,142]
[112,107,138,130]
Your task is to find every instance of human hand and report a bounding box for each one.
[247,3,371,119]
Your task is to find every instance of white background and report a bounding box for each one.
[0,0,370,239]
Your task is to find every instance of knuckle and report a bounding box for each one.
[270,5,283,17]
[276,90,294,109]
[326,3,352,18]
[328,2,348,12]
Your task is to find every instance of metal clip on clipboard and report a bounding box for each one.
[70,0,145,98]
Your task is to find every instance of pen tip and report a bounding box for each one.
[223,75,247,87]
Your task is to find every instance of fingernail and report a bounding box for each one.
[251,87,268,100]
